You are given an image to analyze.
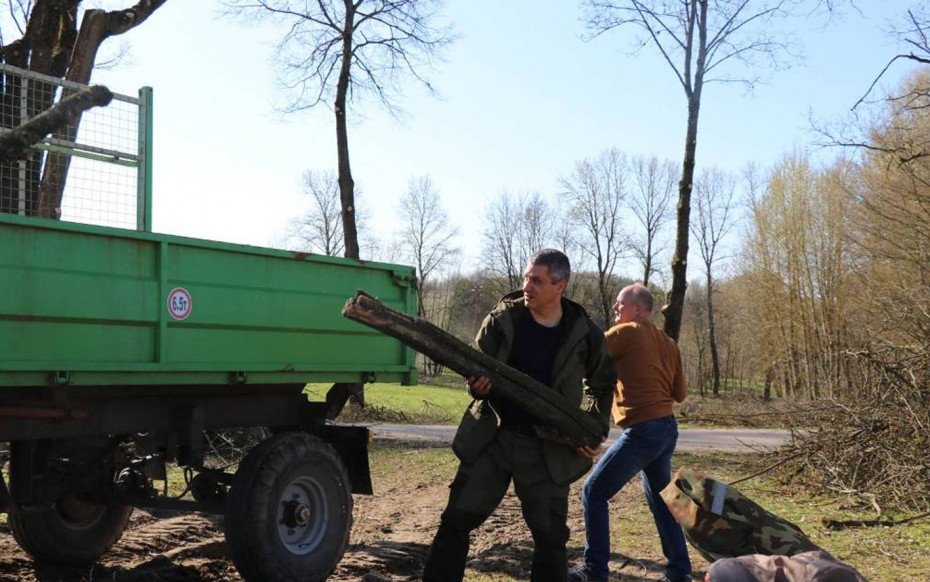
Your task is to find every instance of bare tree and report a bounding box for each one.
[285,169,347,256]
[583,0,845,340]
[398,175,459,377]
[691,167,737,396]
[0,1,163,84]
[560,148,628,327]
[682,279,709,396]
[398,175,460,311]
[481,191,555,295]
[481,191,523,293]
[630,154,677,286]
[224,0,453,416]
[814,8,930,167]
[552,208,585,283]
[224,0,454,261]
[856,8,930,110]
[518,192,555,266]
[0,0,168,217]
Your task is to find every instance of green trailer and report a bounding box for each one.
[0,66,418,582]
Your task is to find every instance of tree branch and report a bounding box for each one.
[0,84,112,163]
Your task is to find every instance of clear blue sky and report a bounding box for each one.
[92,0,920,275]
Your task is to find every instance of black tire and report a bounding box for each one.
[9,495,133,565]
[225,432,354,582]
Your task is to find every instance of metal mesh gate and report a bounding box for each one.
[0,63,152,231]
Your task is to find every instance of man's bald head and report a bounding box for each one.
[613,283,653,324]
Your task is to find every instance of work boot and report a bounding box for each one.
[567,564,606,582]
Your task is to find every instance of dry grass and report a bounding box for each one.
[675,391,828,429]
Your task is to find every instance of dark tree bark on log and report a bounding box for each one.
[342,291,606,448]
[0,85,112,164]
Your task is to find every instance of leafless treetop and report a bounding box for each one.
[224,0,456,115]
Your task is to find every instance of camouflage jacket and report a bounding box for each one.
[451,291,615,486]
[661,467,822,563]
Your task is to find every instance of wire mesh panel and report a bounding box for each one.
[0,63,150,231]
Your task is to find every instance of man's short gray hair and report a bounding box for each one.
[528,249,571,283]
[625,283,654,312]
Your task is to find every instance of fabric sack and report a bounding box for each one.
[660,467,821,563]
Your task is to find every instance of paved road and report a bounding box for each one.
[370,424,788,452]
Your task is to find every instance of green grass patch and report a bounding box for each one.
[369,442,460,485]
[303,374,812,429]
[304,375,805,429]
[306,373,472,425]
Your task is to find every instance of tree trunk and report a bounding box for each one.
[643,236,652,286]
[664,94,700,341]
[664,0,707,342]
[33,2,167,219]
[705,271,721,396]
[598,267,611,328]
[24,0,80,77]
[0,1,78,217]
[696,340,706,398]
[325,1,364,416]
[35,9,106,219]
[342,291,607,448]
[336,0,359,261]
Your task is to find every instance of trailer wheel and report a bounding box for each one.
[226,432,353,582]
[9,495,133,565]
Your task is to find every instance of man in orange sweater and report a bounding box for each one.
[568,283,692,582]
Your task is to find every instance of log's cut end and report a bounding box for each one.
[341,289,375,317]
[341,293,358,318]
[88,85,114,107]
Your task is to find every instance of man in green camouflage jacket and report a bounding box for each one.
[422,249,616,582]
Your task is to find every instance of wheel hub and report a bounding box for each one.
[281,499,311,528]
[276,476,328,555]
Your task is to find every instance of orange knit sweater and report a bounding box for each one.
[605,319,687,428]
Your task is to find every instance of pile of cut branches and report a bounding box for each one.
[773,346,930,514]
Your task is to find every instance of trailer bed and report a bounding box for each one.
[0,213,418,388]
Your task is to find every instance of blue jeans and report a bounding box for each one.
[581,416,691,581]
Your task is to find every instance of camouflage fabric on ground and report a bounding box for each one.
[705,550,869,581]
[660,467,822,563]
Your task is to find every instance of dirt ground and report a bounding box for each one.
[0,475,574,581]
[0,442,701,582]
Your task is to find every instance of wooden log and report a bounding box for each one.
[342,290,606,448]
